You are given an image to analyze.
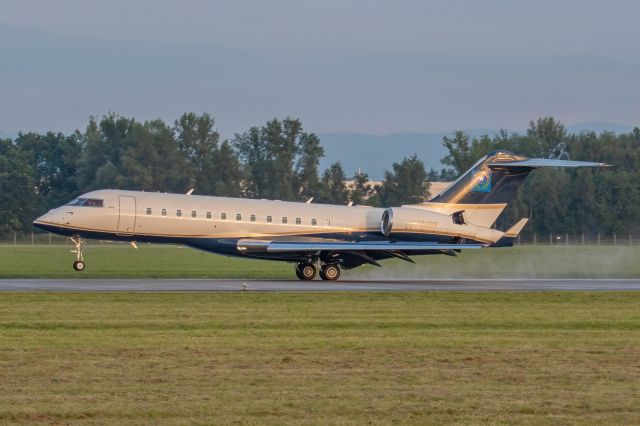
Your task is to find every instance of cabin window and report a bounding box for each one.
[191,211,197,218]
[221,213,227,220]
[266,216,272,223]
[146,208,152,215]
[250,214,256,222]
[176,209,182,217]
[296,217,301,225]
[236,213,242,221]
[311,218,317,226]
[206,212,212,219]
[282,217,288,224]
[161,209,167,216]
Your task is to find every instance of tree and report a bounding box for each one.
[294,132,324,199]
[261,118,300,200]
[119,118,189,191]
[349,169,373,205]
[76,114,136,191]
[0,139,39,233]
[526,117,567,158]
[234,126,270,198]
[174,112,242,196]
[233,117,323,201]
[77,114,191,193]
[318,162,349,204]
[378,155,429,206]
[14,131,81,210]
[441,131,494,176]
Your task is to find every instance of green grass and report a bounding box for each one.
[0,244,638,278]
[0,292,639,424]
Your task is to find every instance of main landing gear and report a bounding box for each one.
[70,236,86,271]
[295,262,341,281]
[319,264,340,281]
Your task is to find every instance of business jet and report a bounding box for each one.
[33,151,605,280]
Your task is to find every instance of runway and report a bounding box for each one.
[0,278,639,291]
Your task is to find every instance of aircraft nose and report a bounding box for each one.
[33,209,64,230]
[34,210,54,224]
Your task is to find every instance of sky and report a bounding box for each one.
[1,0,639,137]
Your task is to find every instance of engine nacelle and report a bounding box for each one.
[381,207,450,236]
[380,207,504,243]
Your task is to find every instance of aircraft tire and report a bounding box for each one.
[73,260,86,272]
[297,263,317,280]
[320,264,340,281]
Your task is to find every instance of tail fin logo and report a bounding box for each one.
[472,171,492,193]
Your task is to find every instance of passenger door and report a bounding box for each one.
[117,196,137,234]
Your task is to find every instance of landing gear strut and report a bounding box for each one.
[319,264,341,281]
[295,263,317,280]
[70,236,86,271]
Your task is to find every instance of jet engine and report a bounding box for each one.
[380,207,447,236]
[380,207,504,244]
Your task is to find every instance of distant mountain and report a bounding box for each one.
[318,130,492,180]
[318,122,636,180]
[0,130,17,140]
[565,121,635,134]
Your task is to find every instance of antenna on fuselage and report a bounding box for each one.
[186,189,194,196]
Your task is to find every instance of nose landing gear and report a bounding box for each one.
[70,236,86,271]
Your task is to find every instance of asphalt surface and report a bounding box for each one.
[0,278,639,291]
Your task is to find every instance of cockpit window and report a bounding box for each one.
[65,198,104,207]
[66,198,86,206]
[84,199,104,207]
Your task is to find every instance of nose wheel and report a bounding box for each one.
[70,236,86,272]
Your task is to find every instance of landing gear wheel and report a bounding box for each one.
[320,264,341,281]
[73,260,86,272]
[296,263,317,280]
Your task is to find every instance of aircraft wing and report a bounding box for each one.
[237,239,485,253]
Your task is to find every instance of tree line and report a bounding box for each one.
[0,114,638,236]
[0,113,428,234]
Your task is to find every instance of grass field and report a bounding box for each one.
[0,292,639,424]
[0,244,638,279]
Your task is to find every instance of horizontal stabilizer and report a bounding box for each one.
[504,218,529,238]
[492,218,529,247]
[490,158,608,169]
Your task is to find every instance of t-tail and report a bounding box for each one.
[409,150,607,229]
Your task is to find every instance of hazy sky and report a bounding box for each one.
[1,0,639,137]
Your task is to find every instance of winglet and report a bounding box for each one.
[504,218,529,238]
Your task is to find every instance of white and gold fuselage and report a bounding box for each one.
[34,189,520,261]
